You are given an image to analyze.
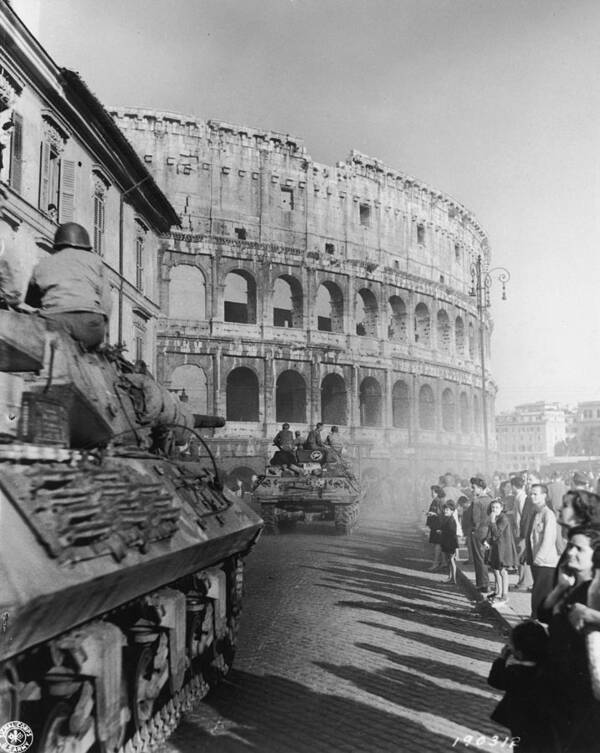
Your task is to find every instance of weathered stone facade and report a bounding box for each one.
[111,108,496,502]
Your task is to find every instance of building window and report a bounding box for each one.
[455,243,460,260]
[6,112,23,193]
[417,223,425,244]
[280,187,294,210]
[135,335,143,362]
[93,189,105,255]
[359,203,370,227]
[235,227,247,240]
[39,141,61,214]
[136,236,144,292]
[325,242,335,254]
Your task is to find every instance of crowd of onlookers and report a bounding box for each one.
[424,470,600,752]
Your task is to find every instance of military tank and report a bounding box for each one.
[253,447,362,535]
[0,309,262,753]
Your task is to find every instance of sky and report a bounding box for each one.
[24,0,600,412]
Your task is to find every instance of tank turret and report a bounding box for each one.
[0,310,262,752]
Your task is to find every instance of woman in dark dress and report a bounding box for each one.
[538,526,600,752]
[484,498,518,606]
[426,486,445,571]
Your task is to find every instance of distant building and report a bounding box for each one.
[0,1,179,369]
[574,401,600,455]
[496,402,566,471]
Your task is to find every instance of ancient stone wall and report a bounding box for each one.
[112,108,496,505]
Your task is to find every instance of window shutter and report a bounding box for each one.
[9,113,23,193]
[39,141,50,210]
[60,159,75,222]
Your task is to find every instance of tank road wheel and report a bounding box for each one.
[129,643,162,732]
[0,663,19,725]
[37,701,76,753]
[261,504,279,535]
[187,603,214,666]
[334,502,359,535]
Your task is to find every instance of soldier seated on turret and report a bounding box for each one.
[26,222,112,349]
[271,422,302,475]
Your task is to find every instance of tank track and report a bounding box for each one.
[116,673,207,753]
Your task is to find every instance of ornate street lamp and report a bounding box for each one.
[469,254,510,472]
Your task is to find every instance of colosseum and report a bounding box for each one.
[111,108,496,512]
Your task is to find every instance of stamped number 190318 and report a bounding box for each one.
[452,735,519,749]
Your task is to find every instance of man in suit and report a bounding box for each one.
[469,476,492,592]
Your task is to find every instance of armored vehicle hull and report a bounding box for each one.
[253,448,361,534]
[0,311,262,753]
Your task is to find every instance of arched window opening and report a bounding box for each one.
[356,288,378,337]
[414,303,430,346]
[321,373,347,425]
[224,270,256,324]
[419,384,435,430]
[169,364,208,414]
[273,275,303,328]
[468,320,476,359]
[359,377,382,427]
[455,316,465,355]
[226,367,259,421]
[276,370,306,423]
[388,296,407,342]
[437,310,451,352]
[169,265,206,320]
[442,388,456,431]
[316,282,343,332]
[460,392,470,434]
[392,380,410,428]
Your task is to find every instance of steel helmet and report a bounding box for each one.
[53,223,92,251]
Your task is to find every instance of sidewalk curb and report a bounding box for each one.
[456,565,522,635]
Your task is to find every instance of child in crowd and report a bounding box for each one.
[488,620,555,752]
[484,498,519,606]
[426,486,445,571]
[440,500,458,584]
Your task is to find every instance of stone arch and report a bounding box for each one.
[419,384,435,430]
[224,269,257,324]
[273,275,303,328]
[460,392,470,433]
[316,281,344,332]
[414,302,430,346]
[321,373,347,425]
[169,364,208,414]
[392,380,410,429]
[359,376,382,426]
[356,288,378,337]
[455,316,465,355]
[437,310,451,352]
[468,320,476,359]
[226,366,259,421]
[388,296,407,342]
[441,388,456,431]
[276,369,306,423]
[169,264,206,320]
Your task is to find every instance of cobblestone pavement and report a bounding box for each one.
[162,521,513,753]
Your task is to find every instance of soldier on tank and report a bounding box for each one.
[27,222,112,349]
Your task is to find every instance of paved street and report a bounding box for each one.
[164,520,512,753]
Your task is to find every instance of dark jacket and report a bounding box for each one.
[487,513,519,569]
[488,657,557,752]
[440,515,458,553]
[472,493,492,542]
